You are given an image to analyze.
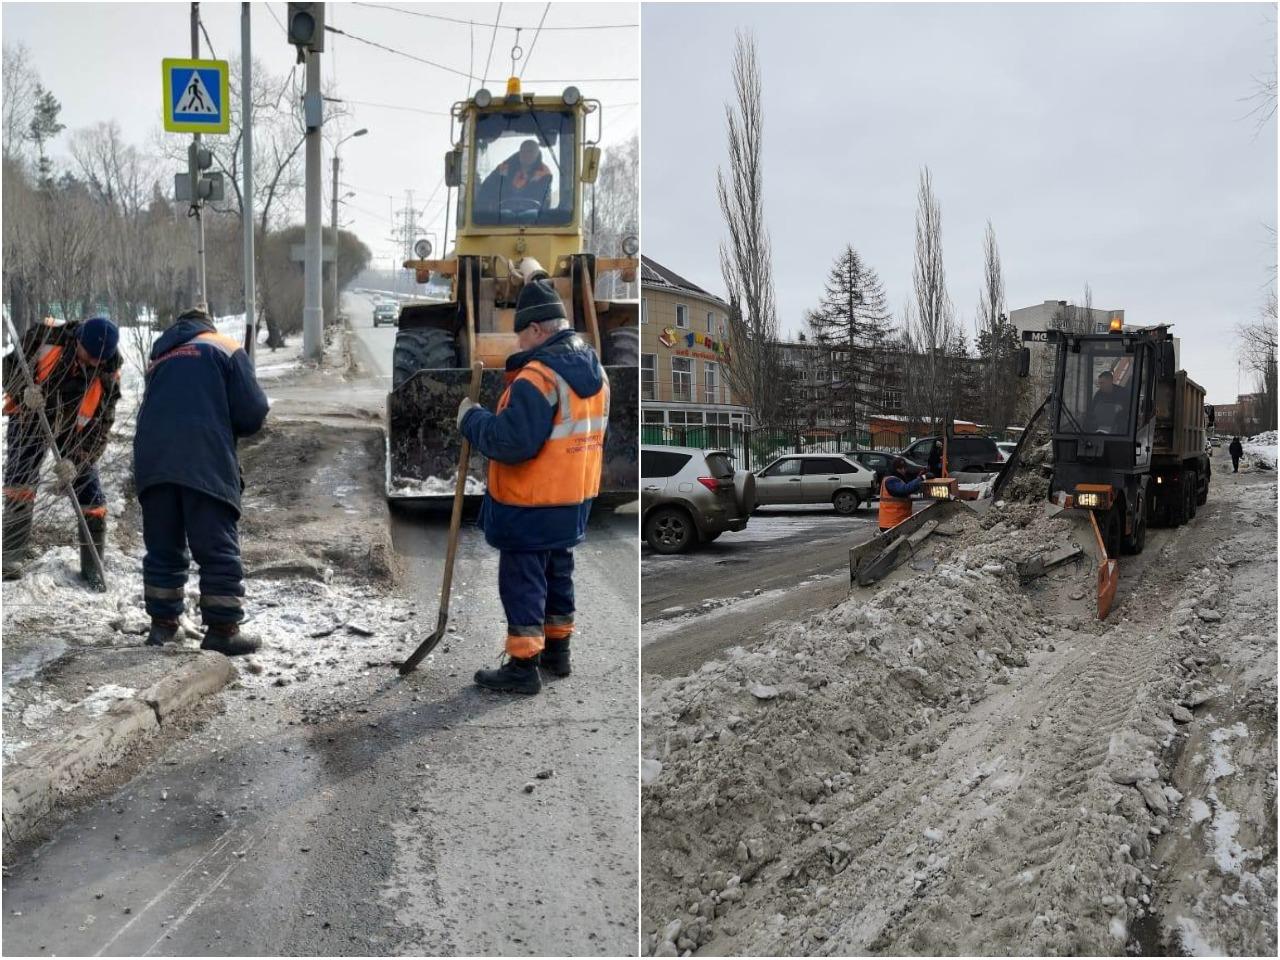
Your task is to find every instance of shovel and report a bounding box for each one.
[399,360,484,675]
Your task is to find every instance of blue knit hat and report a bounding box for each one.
[514,278,567,332]
[78,315,119,361]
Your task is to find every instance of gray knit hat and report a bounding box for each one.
[514,278,567,332]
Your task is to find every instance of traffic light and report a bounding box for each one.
[287,3,325,62]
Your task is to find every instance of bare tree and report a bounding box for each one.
[2,43,39,162]
[716,29,782,427]
[901,167,957,433]
[974,221,1020,431]
[585,133,638,300]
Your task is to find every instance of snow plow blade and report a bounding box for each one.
[386,364,638,501]
[1090,509,1120,621]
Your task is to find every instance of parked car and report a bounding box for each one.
[753,453,875,514]
[640,445,755,554]
[1210,435,1222,447]
[372,300,399,327]
[996,441,1018,461]
[848,449,926,494]
[900,435,1003,474]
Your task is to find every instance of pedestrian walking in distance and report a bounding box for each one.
[133,308,269,655]
[2,315,121,588]
[458,278,610,695]
[1229,436,1243,473]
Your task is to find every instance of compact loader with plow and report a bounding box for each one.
[852,321,1210,621]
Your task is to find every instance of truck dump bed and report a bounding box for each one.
[1153,370,1206,461]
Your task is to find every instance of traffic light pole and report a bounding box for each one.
[190,2,208,311]
[241,2,256,363]
[302,48,323,362]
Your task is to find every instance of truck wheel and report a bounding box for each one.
[392,327,458,389]
[1122,497,1147,555]
[645,507,694,554]
[602,325,639,366]
[1103,505,1123,560]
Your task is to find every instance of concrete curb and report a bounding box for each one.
[2,652,236,848]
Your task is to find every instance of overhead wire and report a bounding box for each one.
[481,3,503,89]
[352,2,636,31]
[520,3,552,79]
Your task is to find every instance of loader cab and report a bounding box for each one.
[448,82,598,269]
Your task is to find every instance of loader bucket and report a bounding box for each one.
[386,364,638,502]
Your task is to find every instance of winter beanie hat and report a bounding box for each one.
[78,316,119,361]
[514,278,567,331]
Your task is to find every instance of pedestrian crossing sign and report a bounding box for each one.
[163,58,230,134]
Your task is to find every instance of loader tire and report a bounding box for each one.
[392,327,459,390]
[602,325,639,366]
[1122,495,1147,555]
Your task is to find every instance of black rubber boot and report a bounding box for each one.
[539,637,571,678]
[79,513,108,591]
[2,499,35,580]
[201,623,261,656]
[145,618,180,647]
[474,656,542,695]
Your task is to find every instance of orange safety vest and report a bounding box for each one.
[878,475,913,530]
[488,360,609,508]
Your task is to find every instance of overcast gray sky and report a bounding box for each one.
[642,2,1277,405]
[2,1,638,271]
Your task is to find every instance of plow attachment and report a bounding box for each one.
[1088,509,1120,621]
[386,363,638,502]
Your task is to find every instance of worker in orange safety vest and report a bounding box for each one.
[2,316,121,586]
[457,278,609,695]
[878,456,926,532]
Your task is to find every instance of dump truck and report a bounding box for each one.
[1020,320,1210,617]
[386,77,638,500]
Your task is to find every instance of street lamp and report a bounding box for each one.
[331,128,368,322]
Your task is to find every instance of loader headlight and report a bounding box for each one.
[474,88,493,108]
[924,478,956,501]
[562,86,582,106]
[1076,491,1103,508]
[1073,484,1113,510]
[622,234,639,257]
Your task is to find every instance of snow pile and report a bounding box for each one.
[1243,430,1277,469]
[642,504,1084,955]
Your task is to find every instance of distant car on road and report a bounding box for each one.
[753,453,875,514]
[901,435,1003,474]
[1210,435,1222,447]
[372,300,399,327]
[641,445,755,554]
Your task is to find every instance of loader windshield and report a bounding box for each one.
[471,110,575,227]
[1058,339,1135,436]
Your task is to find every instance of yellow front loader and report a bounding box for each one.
[386,78,638,500]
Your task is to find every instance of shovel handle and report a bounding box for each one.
[438,361,484,612]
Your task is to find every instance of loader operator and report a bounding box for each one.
[1086,370,1129,434]
[133,308,269,656]
[878,456,925,532]
[2,316,121,589]
[457,278,609,695]
[477,139,552,220]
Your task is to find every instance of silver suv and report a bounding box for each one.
[372,300,399,327]
[641,445,754,554]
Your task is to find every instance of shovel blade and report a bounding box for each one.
[398,613,449,676]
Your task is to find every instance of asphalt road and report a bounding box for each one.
[0,307,639,957]
[640,506,880,678]
[346,293,399,382]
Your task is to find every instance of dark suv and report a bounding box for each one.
[901,436,1003,474]
[849,449,927,491]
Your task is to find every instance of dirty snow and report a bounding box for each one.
[386,473,486,498]
[1243,430,1277,468]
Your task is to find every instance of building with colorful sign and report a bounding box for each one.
[640,256,752,440]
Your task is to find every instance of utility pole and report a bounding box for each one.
[241,2,255,362]
[330,128,366,325]
[190,2,208,310]
[302,47,323,361]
